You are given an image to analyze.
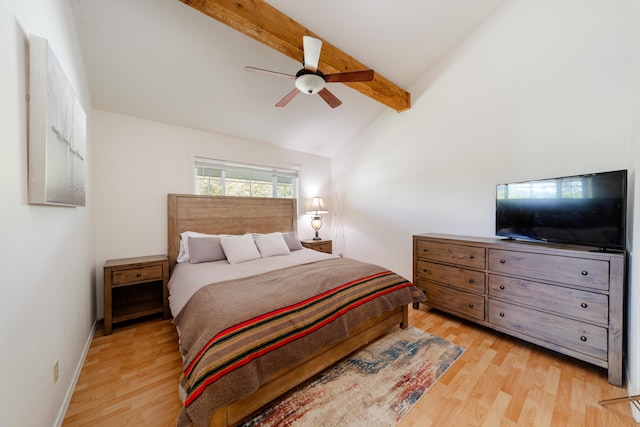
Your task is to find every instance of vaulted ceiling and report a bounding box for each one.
[71,0,506,157]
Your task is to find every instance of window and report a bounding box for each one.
[194,157,298,199]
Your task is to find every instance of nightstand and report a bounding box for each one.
[301,239,333,254]
[103,255,169,334]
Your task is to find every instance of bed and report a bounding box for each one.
[167,194,425,427]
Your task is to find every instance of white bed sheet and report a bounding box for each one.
[168,248,336,317]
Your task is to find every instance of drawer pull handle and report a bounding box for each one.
[423,249,428,252]
[468,303,474,308]
[499,312,505,317]
[136,272,142,277]
[469,255,475,259]
[469,278,475,283]
[581,271,588,276]
[580,336,587,342]
[500,259,506,264]
[499,285,505,290]
[581,303,588,308]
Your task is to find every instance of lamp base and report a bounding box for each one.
[311,216,323,241]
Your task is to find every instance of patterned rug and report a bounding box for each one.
[239,326,464,426]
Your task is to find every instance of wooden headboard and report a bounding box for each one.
[167,194,298,271]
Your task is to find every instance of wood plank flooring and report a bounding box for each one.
[63,307,637,426]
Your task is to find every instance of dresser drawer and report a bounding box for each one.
[112,264,164,286]
[416,260,485,293]
[418,281,485,321]
[488,299,607,360]
[488,249,609,290]
[416,240,485,269]
[488,275,608,325]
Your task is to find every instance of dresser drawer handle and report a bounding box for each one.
[581,271,588,276]
[580,336,587,342]
[499,312,505,317]
[500,259,506,264]
[581,303,588,308]
[136,272,142,277]
[469,255,475,259]
[499,285,505,290]
[469,278,475,283]
[468,303,474,308]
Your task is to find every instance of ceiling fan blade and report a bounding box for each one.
[324,70,375,83]
[275,88,300,107]
[244,66,295,79]
[303,36,322,72]
[318,88,342,109]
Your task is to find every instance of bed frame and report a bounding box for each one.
[167,194,409,427]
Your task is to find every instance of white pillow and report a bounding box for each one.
[220,234,261,264]
[255,232,291,258]
[177,231,215,263]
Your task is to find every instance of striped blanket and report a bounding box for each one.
[173,257,424,427]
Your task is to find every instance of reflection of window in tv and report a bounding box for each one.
[498,177,585,200]
[560,178,584,198]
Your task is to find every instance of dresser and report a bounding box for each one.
[413,233,625,386]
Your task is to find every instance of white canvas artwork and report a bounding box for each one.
[29,35,86,207]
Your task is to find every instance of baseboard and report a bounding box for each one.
[629,373,640,422]
[53,318,98,427]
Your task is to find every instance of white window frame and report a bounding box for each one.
[194,157,299,200]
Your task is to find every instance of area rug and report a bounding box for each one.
[239,326,464,427]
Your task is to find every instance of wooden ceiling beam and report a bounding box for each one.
[178,0,411,112]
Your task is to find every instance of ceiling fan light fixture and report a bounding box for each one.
[245,36,372,108]
[295,73,325,95]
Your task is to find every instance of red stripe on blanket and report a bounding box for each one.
[184,270,394,376]
[184,280,411,407]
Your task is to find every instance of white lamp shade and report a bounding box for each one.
[307,197,328,214]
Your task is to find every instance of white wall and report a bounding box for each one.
[0,1,95,426]
[627,0,640,418]
[332,0,639,414]
[334,0,634,276]
[92,110,332,317]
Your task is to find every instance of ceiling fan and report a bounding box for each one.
[245,36,374,108]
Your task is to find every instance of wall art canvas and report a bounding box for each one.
[29,35,86,207]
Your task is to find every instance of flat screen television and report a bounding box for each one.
[496,169,627,251]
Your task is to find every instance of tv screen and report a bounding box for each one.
[496,170,627,250]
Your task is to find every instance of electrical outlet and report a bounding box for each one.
[53,360,59,384]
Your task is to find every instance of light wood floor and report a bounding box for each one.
[63,307,638,426]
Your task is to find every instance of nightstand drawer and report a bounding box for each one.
[112,264,163,286]
[311,242,332,253]
[301,240,332,254]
